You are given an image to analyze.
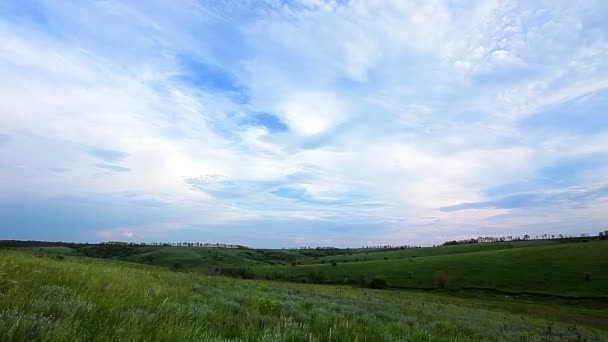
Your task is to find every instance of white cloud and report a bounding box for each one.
[1,0,607,246]
[277,91,346,136]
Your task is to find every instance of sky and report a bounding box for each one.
[0,0,607,247]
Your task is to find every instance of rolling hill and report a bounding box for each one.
[253,241,608,297]
[1,249,606,341]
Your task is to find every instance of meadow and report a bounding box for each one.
[1,249,607,341]
[253,241,608,297]
[298,239,563,265]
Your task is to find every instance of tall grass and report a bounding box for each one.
[0,250,606,341]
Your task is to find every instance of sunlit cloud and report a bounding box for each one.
[1,0,607,247]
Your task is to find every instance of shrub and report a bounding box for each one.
[330,260,337,266]
[369,277,388,289]
[383,256,388,260]
[585,273,591,282]
[258,298,280,315]
[432,271,449,289]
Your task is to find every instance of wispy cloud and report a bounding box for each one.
[89,147,129,163]
[96,163,130,173]
[0,0,607,246]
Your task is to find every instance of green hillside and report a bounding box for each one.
[301,240,564,264]
[1,250,606,341]
[254,241,608,297]
[16,244,312,272]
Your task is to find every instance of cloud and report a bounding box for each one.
[277,91,346,136]
[96,163,130,173]
[0,133,10,145]
[89,147,129,162]
[440,186,608,212]
[0,1,607,246]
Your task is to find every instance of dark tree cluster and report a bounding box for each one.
[101,241,251,249]
[441,232,606,246]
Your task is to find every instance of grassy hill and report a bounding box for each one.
[300,240,564,264]
[1,250,606,341]
[253,241,608,297]
[12,244,313,272]
[9,239,607,298]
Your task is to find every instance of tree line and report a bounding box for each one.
[0,240,251,249]
[101,241,251,249]
[442,230,608,246]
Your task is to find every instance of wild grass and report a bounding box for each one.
[0,250,606,341]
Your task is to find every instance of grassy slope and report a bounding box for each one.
[33,245,312,272]
[254,241,608,297]
[1,250,606,341]
[301,240,563,264]
[16,246,77,255]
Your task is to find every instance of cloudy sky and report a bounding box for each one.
[1,0,607,247]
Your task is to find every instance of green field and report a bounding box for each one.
[254,241,608,297]
[2,239,607,340]
[7,243,397,274]
[11,244,314,272]
[1,250,607,341]
[299,240,564,265]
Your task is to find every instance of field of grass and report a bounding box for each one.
[14,244,315,273]
[1,250,607,341]
[254,241,608,297]
[300,240,564,265]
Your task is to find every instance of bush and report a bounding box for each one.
[369,277,388,289]
[432,271,449,289]
[258,298,280,315]
[383,256,388,260]
[330,260,337,267]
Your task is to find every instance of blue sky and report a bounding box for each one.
[0,0,607,247]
